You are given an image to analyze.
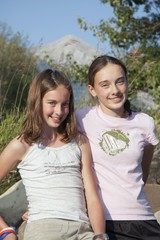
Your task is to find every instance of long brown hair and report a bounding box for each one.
[88,55,132,115]
[21,69,77,144]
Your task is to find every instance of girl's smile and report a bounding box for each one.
[42,85,70,129]
[88,63,128,117]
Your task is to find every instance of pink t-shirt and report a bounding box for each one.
[76,105,159,220]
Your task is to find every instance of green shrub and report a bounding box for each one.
[0,109,25,194]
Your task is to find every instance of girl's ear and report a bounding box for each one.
[88,85,97,97]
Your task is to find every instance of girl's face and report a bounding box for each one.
[88,63,128,117]
[42,85,70,129]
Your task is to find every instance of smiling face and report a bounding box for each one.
[42,85,70,130]
[88,63,128,117]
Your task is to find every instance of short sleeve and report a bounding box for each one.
[146,116,159,146]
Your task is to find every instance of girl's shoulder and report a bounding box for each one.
[132,111,151,118]
[76,106,95,117]
[132,111,155,124]
[75,133,89,148]
[9,135,28,148]
[7,136,30,160]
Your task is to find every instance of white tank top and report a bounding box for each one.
[17,140,89,223]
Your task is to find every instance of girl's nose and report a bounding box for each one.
[111,84,119,94]
[55,105,62,115]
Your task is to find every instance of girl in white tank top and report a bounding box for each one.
[0,69,106,240]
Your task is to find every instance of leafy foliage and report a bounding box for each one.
[41,53,89,85]
[78,0,160,51]
[124,46,160,138]
[0,22,39,193]
[0,109,25,194]
[0,109,25,152]
[125,46,160,101]
[0,22,38,113]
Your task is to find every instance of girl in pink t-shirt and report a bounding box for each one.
[76,55,160,240]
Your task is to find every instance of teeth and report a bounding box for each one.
[54,117,61,121]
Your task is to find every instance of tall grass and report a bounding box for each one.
[0,109,25,194]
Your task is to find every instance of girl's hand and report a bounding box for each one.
[5,233,16,240]
[22,211,29,221]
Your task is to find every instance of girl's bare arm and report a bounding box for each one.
[77,133,106,238]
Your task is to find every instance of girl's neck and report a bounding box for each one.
[99,105,127,118]
[40,130,64,147]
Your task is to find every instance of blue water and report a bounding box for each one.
[37,61,90,107]
[72,83,90,107]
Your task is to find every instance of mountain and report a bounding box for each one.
[33,35,103,105]
[34,34,102,66]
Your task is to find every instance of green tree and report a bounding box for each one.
[0,22,38,113]
[78,0,160,51]
[0,109,25,194]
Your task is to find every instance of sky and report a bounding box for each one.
[0,0,113,53]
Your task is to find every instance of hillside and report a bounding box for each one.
[34,34,102,66]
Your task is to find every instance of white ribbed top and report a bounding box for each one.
[17,140,89,223]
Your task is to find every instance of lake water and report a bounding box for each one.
[72,83,90,108]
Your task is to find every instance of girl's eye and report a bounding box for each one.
[117,78,126,85]
[49,102,56,106]
[62,102,69,108]
[102,84,110,88]
[100,82,110,88]
[117,81,125,86]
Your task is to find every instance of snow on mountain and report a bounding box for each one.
[33,35,102,105]
[34,34,102,66]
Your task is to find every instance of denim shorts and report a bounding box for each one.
[106,220,160,240]
[23,218,94,240]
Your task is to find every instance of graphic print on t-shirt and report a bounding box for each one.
[99,129,130,156]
